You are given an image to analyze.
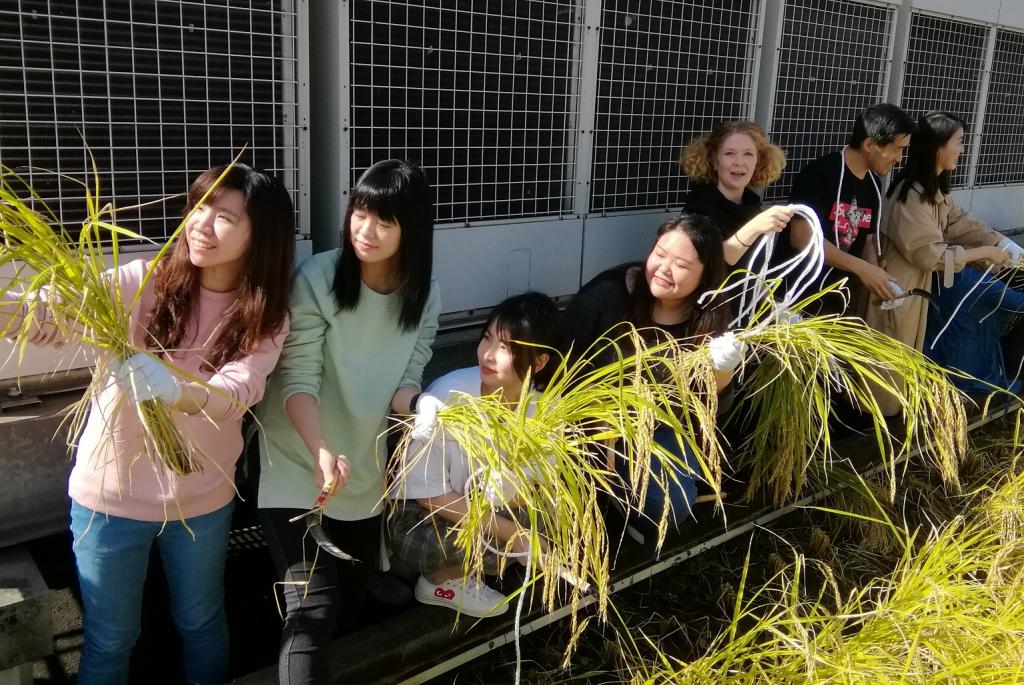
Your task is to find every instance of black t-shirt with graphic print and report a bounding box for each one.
[781,150,882,293]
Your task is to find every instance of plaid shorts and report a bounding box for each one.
[388,501,531,576]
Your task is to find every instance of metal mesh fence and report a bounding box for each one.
[766,0,894,202]
[349,1,581,225]
[0,0,303,241]
[900,12,988,188]
[977,28,1024,186]
[590,0,760,213]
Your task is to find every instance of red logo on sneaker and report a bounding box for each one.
[434,587,456,601]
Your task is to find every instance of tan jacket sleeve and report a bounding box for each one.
[944,197,1001,249]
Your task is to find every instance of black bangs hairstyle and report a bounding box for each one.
[629,212,729,342]
[482,292,564,391]
[849,103,917,149]
[332,159,434,330]
[890,111,967,206]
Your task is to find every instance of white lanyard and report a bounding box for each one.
[835,146,884,256]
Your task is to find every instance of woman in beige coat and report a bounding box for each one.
[864,111,1019,415]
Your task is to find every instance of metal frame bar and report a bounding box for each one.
[967,24,998,189]
[571,0,602,219]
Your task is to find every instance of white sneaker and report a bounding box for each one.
[414,575,509,618]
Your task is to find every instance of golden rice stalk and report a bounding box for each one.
[637,461,1024,684]
[730,282,968,505]
[0,156,238,475]
[390,326,724,655]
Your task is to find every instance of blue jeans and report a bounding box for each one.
[617,425,699,529]
[70,500,234,685]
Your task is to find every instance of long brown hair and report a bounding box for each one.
[629,213,730,344]
[147,164,295,369]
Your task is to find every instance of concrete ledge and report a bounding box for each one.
[0,546,52,670]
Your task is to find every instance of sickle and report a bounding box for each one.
[889,288,936,304]
[288,481,359,562]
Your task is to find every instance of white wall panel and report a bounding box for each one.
[910,0,1000,24]
[580,211,669,283]
[432,219,584,313]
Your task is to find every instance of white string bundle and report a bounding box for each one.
[698,203,827,329]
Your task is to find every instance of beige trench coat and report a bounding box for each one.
[862,180,1002,415]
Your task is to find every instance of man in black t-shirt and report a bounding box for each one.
[784,103,917,313]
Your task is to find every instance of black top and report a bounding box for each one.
[684,183,763,272]
[683,183,763,240]
[563,263,692,367]
[780,150,882,290]
[563,263,734,420]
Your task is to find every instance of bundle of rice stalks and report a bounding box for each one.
[637,465,1024,684]
[0,159,234,475]
[391,326,724,653]
[730,282,968,505]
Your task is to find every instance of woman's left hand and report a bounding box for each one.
[997,237,1024,263]
[708,332,746,374]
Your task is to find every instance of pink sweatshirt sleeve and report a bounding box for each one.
[3,260,147,348]
[2,289,65,347]
[202,319,289,422]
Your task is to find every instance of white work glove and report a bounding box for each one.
[997,237,1024,263]
[112,352,181,405]
[775,308,803,325]
[410,393,446,441]
[879,281,906,311]
[708,332,746,374]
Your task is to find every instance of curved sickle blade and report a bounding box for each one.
[306,516,358,562]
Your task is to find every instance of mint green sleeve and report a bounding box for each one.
[398,280,441,389]
[276,260,329,403]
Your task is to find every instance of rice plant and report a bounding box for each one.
[390,327,723,655]
[636,463,1024,685]
[0,157,236,475]
[390,289,968,661]
[730,282,968,505]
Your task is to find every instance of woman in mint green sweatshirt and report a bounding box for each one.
[256,160,441,684]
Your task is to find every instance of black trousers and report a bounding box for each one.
[259,509,381,685]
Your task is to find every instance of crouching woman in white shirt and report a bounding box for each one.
[389,292,563,617]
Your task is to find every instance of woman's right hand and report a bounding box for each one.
[736,205,795,244]
[511,531,549,566]
[314,446,350,492]
[969,245,1012,266]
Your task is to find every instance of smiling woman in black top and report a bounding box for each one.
[681,121,793,270]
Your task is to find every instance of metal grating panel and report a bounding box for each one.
[977,28,1024,187]
[349,1,581,226]
[766,0,894,202]
[0,0,302,241]
[900,12,988,189]
[590,0,760,214]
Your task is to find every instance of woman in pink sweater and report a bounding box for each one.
[3,164,294,685]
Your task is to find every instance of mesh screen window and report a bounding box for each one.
[900,12,988,189]
[766,0,894,202]
[977,28,1024,187]
[349,1,581,225]
[0,0,301,241]
[590,0,760,214]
